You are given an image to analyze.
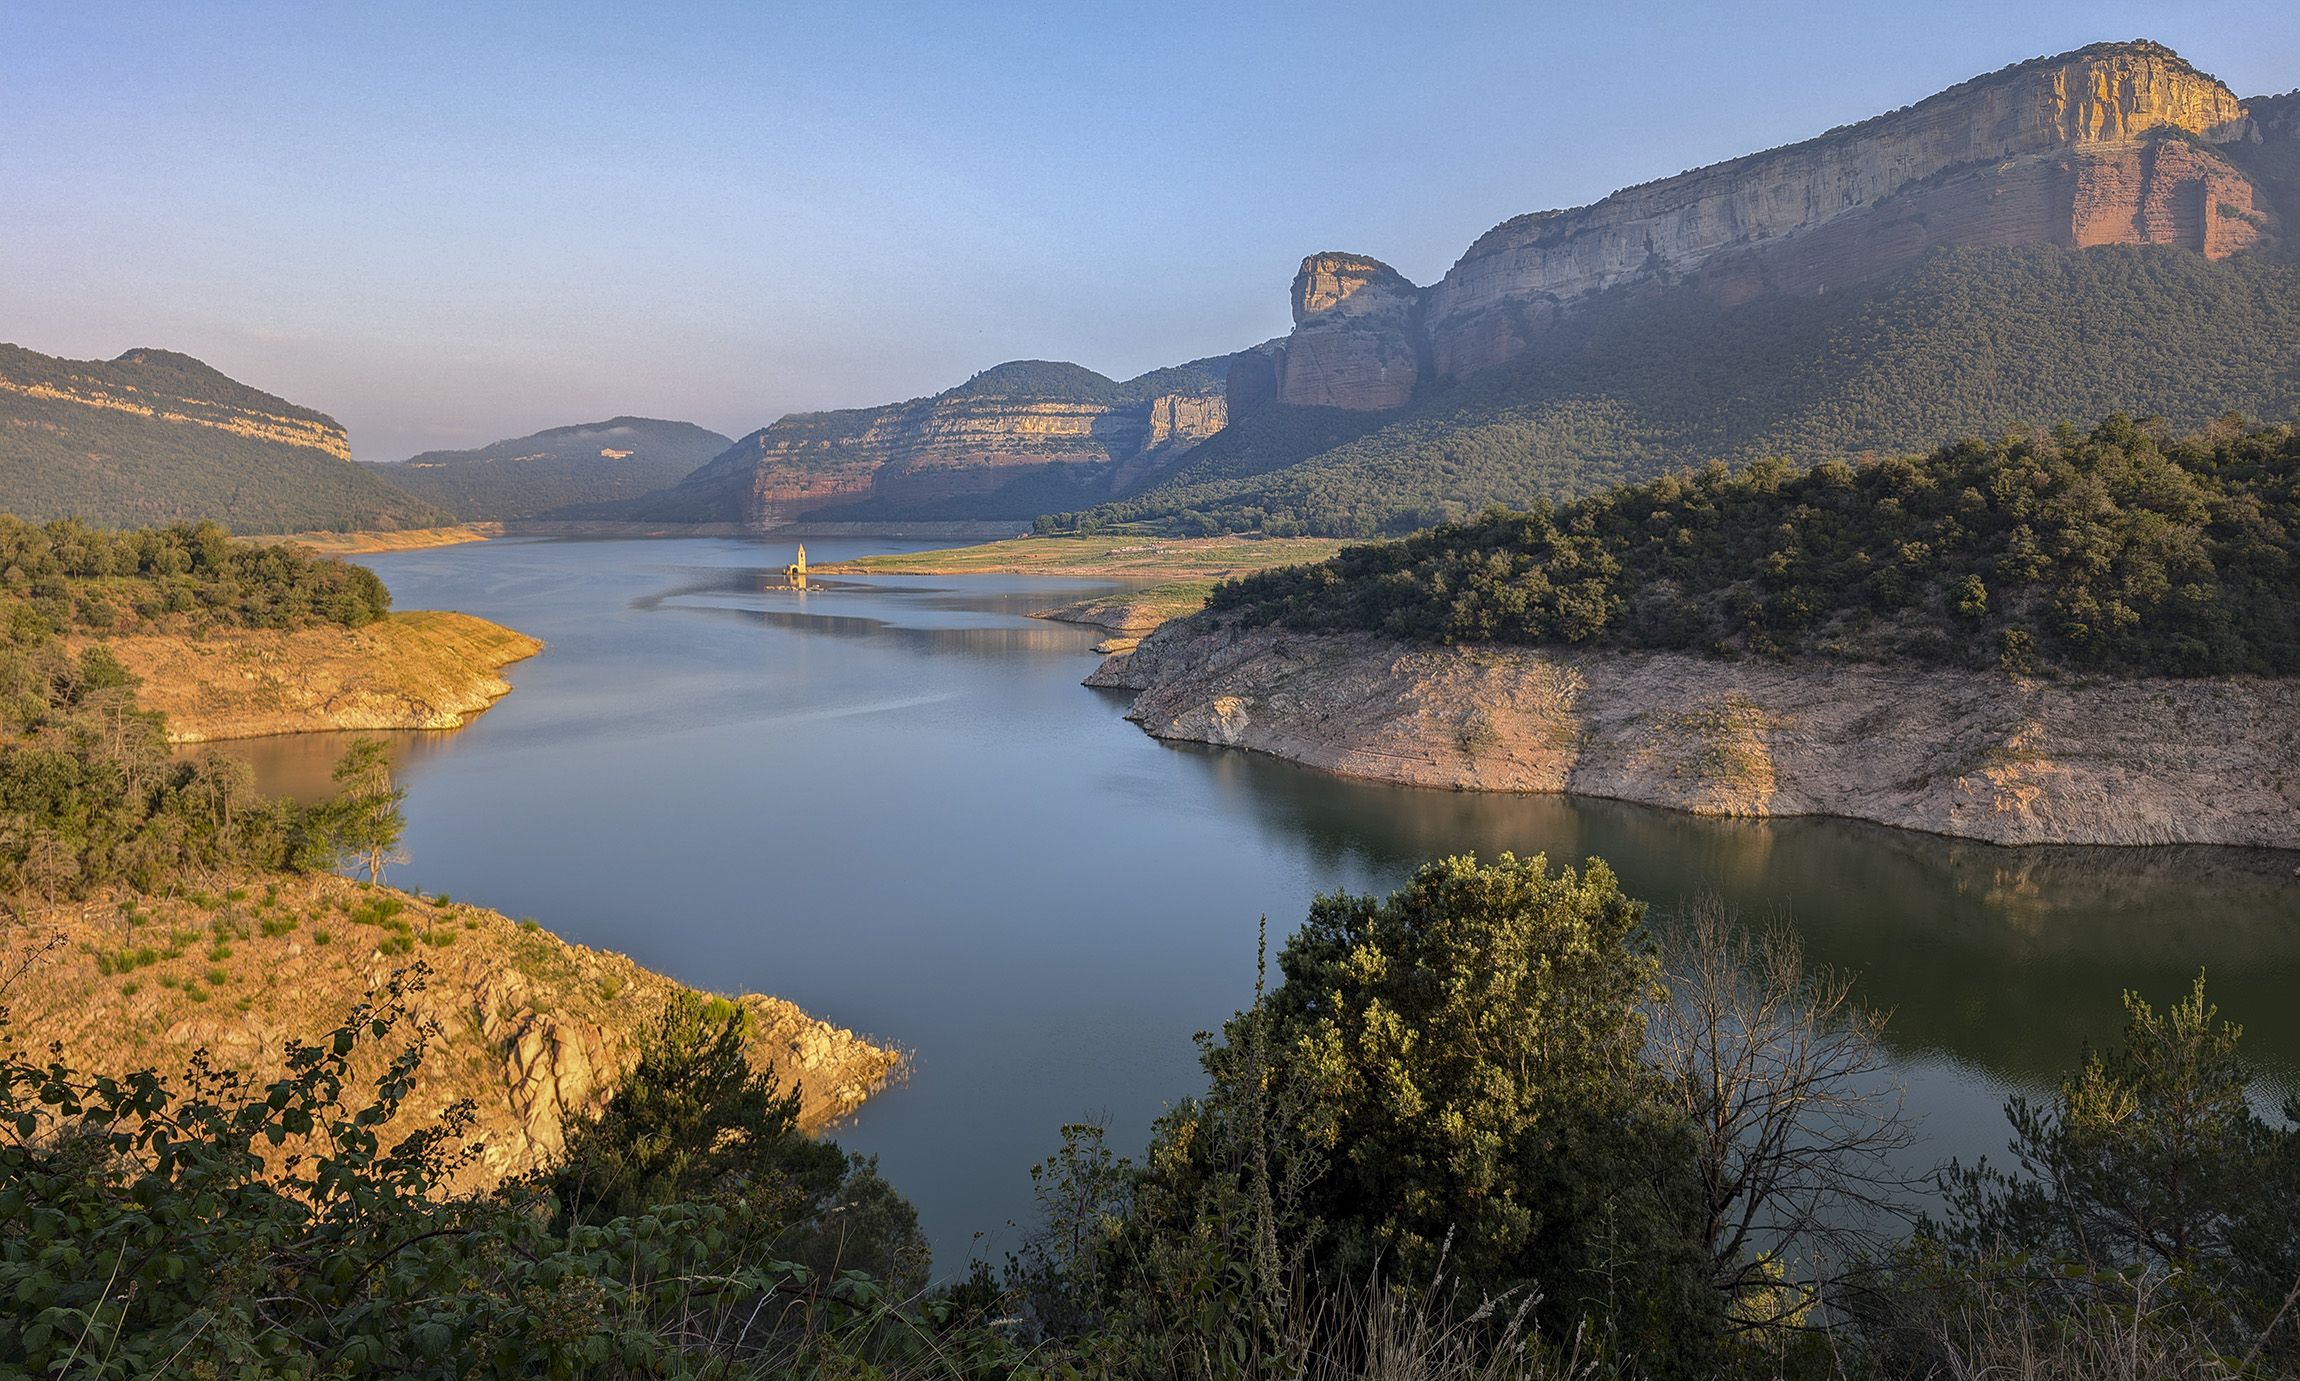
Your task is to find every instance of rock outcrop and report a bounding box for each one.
[613,358,1233,527]
[1,876,902,1189]
[1093,619,2300,849]
[1241,42,2290,404]
[1258,253,1424,411]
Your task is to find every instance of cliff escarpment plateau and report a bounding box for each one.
[1218,44,2292,413]
[1417,42,2278,381]
[603,358,1231,528]
[0,344,451,533]
[1093,620,2300,850]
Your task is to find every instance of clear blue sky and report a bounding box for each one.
[5,2,2295,460]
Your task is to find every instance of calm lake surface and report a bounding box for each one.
[214,536,2300,1269]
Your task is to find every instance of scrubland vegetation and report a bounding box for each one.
[0,519,399,895]
[1209,418,2300,676]
[7,851,2294,1378]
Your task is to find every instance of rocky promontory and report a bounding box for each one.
[85,609,543,743]
[1092,619,2300,849]
[0,876,901,1189]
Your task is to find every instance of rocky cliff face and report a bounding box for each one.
[618,358,1232,526]
[1253,253,1425,411]
[1093,619,2300,849]
[1248,42,2289,405]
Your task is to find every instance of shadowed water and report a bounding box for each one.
[208,536,2300,1270]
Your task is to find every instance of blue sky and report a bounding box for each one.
[5,2,2296,460]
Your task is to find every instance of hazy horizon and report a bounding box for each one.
[8,2,2297,462]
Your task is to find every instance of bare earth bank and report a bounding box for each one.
[247,524,503,555]
[1091,619,2300,849]
[83,610,544,743]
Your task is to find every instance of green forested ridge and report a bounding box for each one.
[0,344,452,534]
[366,417,733,521]
[1207,418,2300,676]
[1054,245,2300,537]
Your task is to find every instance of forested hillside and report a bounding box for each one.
[1209,417,2300,676]
[0,345,450,533]
[1058,246,2300,536]
[366,417,732,520]
[0,517,392,894]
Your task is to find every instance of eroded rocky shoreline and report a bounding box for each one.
[1092,618,2300,850]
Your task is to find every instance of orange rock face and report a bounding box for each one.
[1241,44,2286,403]
[1267,253,1424,410]
[1419,42,2278,382]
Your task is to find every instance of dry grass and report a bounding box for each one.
[246,523,503,554]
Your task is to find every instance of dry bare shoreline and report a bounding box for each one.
[1093,618,2300,851]
[246,523,503,555]
[82,609,543,743]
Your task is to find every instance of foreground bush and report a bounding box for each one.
[0,978,1028,1379]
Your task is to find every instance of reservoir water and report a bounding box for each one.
[214,536,2300,1269]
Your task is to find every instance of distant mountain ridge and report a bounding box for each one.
[592,356,1232,526]
[592,38,2298,537]
[0,344,450,533]
[366,417,732,521]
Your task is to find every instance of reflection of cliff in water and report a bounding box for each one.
[1164,739,2300,1088]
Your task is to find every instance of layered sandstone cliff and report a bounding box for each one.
[620,360,1230,527]
[1093,619,2300,849]
[1253,253,1425,411]
[1241,42,2290,403]
[1424,42,2275,376]
[0,344,449,533]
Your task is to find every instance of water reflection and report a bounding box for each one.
[199,534,2300,1265]
[1168,742,2300,1086]
[185,729,460,803]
